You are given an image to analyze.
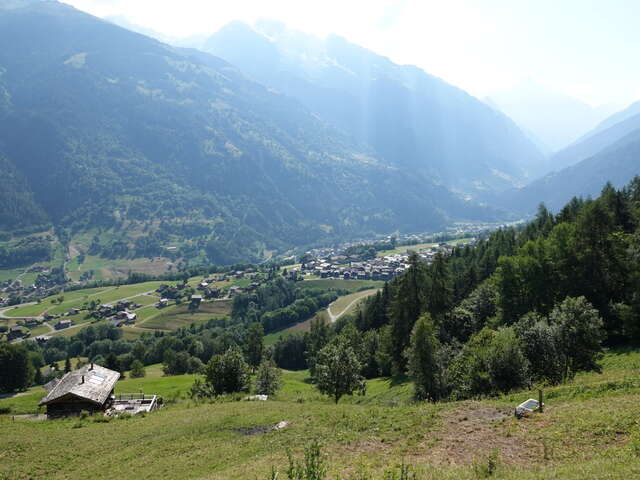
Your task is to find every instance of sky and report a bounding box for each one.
[61,0,640,107]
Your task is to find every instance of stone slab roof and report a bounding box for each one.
[39,364,120,406]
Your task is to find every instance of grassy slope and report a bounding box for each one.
[3,282,164,319]
[138,300,232,331]
[299,279,384,292]
[2,350,640,479]
[376,237,474,257]
[327,289,380,318]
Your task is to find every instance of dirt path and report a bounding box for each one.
[420,401,542,467]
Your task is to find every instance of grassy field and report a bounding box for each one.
[263,285,381,343]
[3,282,164,319]
[66,255,173,282]
[299,279,383,292]
[327,289,380,319]
[3,287,106,318]
[2,349,640,479]
[376,237,474,257]
[139,300,232,330]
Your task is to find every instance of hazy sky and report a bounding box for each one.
[62,0,640,107]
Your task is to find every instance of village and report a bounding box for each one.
[298,238,477,281]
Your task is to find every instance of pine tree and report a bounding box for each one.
[407,314,443,401]
[245,322,264,370]
[388,252,427,374]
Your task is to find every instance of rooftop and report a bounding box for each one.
[39,364,120,407]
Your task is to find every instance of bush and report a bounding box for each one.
[0,343,35,393]
[254,360,282,395]
[129,360,146,378]
[191,349,250,398]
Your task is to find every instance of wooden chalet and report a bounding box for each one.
[39,364,120,418]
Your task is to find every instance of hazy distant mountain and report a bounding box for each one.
[104,15,172,43]
[486,81,618,152]
[551,112,640,172]
[104,15,209,49]
[503,129,640,213]
[582,100,640,140]
[0,1,503,264]
[203,21,546,196]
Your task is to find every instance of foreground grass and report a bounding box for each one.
[2,350,640,479]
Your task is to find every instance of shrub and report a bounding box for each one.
[254,360,282,395]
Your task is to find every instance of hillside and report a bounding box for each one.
[1,350,639,479]
[503,130,640,213]
[0,1,499,266]
[204,21,546,195]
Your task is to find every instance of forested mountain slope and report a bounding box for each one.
[204,21,546,195]
[0,0,498,264]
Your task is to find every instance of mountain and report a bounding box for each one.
[551,112,640,172]
[579,100,640,141]
[485,81,618,152]
[0,0,503,265]
[502,129,640,213]
[203,21,546,195]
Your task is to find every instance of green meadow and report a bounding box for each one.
[2,349,639,479]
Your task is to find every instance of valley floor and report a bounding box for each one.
[1,351,640,479]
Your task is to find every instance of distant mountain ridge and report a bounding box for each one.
[203,21,546,196]
[486,81,618,152]
[0,1,506,264]
[502,129,640,213]
[551,112,640,173]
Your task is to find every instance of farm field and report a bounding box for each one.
[65,255,173,282]
[266,288,380,342]
[3,282,165,319]
[1,349,639,479]
[376,237,474,257]
[326,288,380,320]
[138,300,232,331]
[299,279,383,292]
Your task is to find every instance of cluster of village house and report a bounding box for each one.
[0,265,65,307]
[0,278,49,307]
[301,242,469,280]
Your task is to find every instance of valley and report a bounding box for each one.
[1,1,640,479]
